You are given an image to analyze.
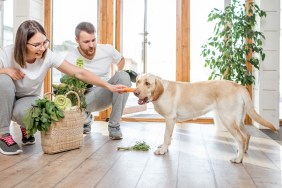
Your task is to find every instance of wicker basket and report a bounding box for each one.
[41,91,84,154]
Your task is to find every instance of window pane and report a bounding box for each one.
[0,0,13,47]
[122,0,176,118]
[122,0,176,80]
[122,0,145,74]
[190,0,224,82]
[52,0,98,84]
[280,1,282,119]
[147,0,176,80]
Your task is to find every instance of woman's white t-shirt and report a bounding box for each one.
[65,44,122,82]
[0,45,64,97]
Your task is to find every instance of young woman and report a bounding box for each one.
[0,20,126,155]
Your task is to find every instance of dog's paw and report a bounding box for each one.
[154,147,168,155]
[230,158,243,164]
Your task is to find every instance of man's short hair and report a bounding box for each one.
[75,22,96,38]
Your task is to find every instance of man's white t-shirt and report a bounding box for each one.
[0,45,64,97]
[65,44,122,83]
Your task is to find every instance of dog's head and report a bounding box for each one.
[133,73,164,105]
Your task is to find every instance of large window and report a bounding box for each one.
[122,0,176,80]
[280,1,282,120]
[122,0,176,118]
[52,0,98,83]
[146,0,176,80]
[0,0,13,47]
[190,0,224,82]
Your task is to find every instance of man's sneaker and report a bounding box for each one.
[83,124,91,134]
[108,126,123,140]
[21,127,35,145]
[0,133,22,155]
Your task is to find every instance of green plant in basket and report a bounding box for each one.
[52,75,88,110]
[23,97,64,137]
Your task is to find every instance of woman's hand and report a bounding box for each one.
[108,84,128,94]
[5,68,25,80]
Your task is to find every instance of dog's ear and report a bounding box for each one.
[152,77,164,101]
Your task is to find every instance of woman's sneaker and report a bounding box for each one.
[21,127,35,145]
[0,133,22,155]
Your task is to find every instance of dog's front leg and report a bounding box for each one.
[154,118,175,155]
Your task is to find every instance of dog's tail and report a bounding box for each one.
[240,87,277,132]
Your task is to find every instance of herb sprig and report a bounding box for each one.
[117,141,150,151]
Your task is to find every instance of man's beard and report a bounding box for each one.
[83,47,95,57]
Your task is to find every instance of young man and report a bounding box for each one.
[65,22,131,140]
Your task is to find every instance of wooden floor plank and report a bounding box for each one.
[0,122,281,188]
[177,124,217,188]
[134,126,180,188]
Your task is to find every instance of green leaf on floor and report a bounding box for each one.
[117,141,150,151]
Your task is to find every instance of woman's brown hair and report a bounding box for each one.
[14,20,47,68]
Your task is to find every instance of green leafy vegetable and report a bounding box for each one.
[23,97,64,137]
[117,141,150,151]
[60,75,88,91]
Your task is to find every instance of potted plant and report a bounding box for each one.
[201,0,266,86]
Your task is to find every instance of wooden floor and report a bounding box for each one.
[1,121,281,188]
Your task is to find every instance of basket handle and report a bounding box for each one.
[44,92,56,99]
[44,91,81,109]
[65,91,81,109]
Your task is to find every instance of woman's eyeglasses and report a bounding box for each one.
[27,39,50,49]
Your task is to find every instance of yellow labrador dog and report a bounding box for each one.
[133,73,277,163]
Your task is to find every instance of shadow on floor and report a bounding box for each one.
[261,129,281,143]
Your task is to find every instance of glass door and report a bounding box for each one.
[122,0,146,74]
[122,0,176,118]
[122,0,147,115]
[146,0,176,80]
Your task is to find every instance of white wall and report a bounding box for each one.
[13,0,44,39]
[253,0,280,129]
